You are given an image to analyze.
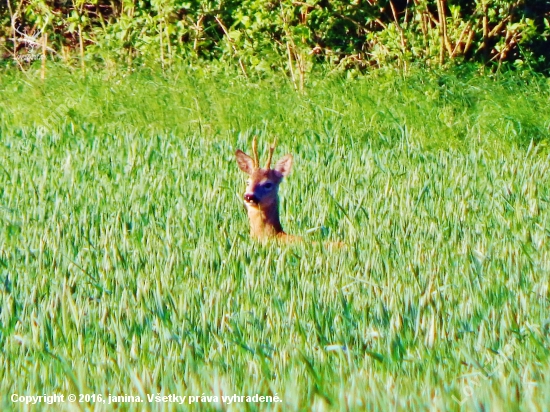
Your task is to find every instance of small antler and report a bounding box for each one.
[265,138,277,169]
[252,135,259,169]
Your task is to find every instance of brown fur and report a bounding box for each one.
[235,141,293,240]
[235,138,343,247]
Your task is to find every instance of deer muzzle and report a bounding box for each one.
[244,193,259,204]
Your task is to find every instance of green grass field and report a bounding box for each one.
[1,65,550,411]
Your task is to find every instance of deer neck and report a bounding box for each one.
[246,200,284,238]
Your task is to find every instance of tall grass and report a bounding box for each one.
[0,65,550,410]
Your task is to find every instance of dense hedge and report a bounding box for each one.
[1,0,549,76]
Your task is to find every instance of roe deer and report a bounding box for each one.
[235,137,344,248]
[235,136,297,241]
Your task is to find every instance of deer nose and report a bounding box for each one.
[244,193,258,204]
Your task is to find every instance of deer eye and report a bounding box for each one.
[264,182,274,190]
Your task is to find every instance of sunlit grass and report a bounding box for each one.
[0,65,549,411]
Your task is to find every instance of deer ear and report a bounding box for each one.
[274,154,293,177]
[235,150,255,174]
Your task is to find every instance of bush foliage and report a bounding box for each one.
[1,0,549,77]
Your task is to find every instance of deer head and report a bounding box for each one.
[235,136,293,238]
